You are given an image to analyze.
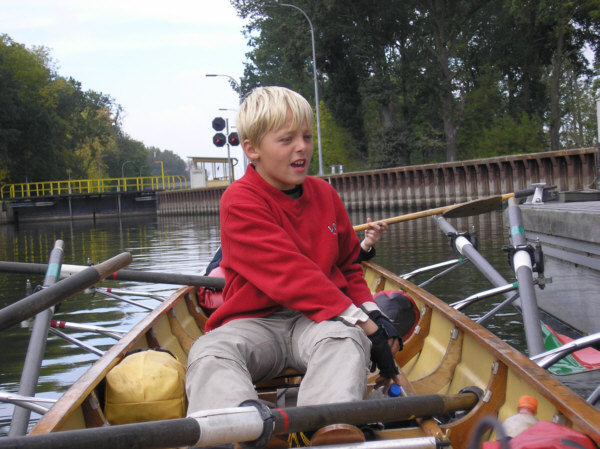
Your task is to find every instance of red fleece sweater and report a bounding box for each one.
[205,165,374,331]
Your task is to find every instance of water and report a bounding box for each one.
[0,209,566,435]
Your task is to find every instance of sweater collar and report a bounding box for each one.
[242,164,311,210]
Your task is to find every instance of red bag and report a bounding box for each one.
[482,421,596,449]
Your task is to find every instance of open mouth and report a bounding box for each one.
[291,160,306,168]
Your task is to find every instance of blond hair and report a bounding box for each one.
[236,86,314,146]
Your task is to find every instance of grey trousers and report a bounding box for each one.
[186,308,371,414]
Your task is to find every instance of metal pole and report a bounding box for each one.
[206,75,248,171]
[505,197,545,356]
[265,2,323,175]
[596,98,599,190]
[225,118,233,182]
[433,216,514,299]
[9,240,64,436]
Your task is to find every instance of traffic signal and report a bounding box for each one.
[228,132,240,146]
[212,117,226,132]
[213,133,227,147]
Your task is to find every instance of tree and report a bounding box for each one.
[510,0,600,151]
[559,63,600,149]
[0,33,186,185]
[310,101,362,173]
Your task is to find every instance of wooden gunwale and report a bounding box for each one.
[363,261,600,444]
[30,286,194,435]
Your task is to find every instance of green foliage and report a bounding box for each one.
[457,64,546,158]
[558,63,600,148]
[0,34,186,185]
[459,113,545,159]
[309,101,362,174]
[233,0,600,169]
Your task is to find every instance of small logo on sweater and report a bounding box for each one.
[327,222,337,234]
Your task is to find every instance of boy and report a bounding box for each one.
[186,86,399,414]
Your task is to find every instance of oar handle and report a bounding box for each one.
[0,252,132,332]
[502,184,558,200]
[93,253,134,281]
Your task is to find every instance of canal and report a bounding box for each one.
[0,208,551,435]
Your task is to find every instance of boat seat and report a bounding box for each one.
[256,368,304,408]
[255,368,304,391]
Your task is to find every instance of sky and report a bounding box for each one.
[1,0,250,175]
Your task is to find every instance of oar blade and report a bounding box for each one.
[442,196,502,218]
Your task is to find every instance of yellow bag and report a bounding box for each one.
[105,349,186,424]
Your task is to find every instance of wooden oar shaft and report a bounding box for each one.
[0,253,132,332]
[0,261,225,289]
[0,393,479,449]
[352,186,555,232]
[353,204,461,231]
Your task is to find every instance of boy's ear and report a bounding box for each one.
[242,139,260,162]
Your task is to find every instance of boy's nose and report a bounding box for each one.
[295,137,309,151]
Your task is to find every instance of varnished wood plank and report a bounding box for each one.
[410,329,463,395]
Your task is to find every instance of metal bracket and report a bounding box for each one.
[502,244,536,271]
[524,182,545,204]
[448,231,477,254]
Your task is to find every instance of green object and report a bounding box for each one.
[542,326,586,375]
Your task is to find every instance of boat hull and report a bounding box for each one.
[29,262,600,447]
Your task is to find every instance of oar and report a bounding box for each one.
[0,261,226,289]
[0,392,478,449]
[352,186,556,231]
[0,252,132,332]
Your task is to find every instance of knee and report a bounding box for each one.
[314,325,371,360]
[321,322,371,351]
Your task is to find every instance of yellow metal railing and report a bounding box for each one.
[0,175,188,200]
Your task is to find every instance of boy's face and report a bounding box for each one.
[243,113,313,190]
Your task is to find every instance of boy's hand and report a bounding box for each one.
[368,310,403,353]
[361,218,388,251]
[367,326,400,379]
[357,319,402,394]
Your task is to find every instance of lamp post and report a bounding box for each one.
[205,74,241,100]
[596,98,600,189]
[265,2,323,175]
[121,160,135,178]
[219,108,238,181]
